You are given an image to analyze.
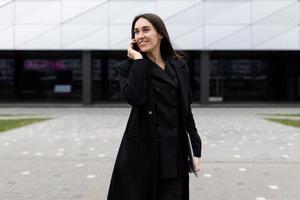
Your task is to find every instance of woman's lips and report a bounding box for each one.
[139,41,147,45]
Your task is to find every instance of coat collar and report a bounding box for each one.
[151,59,177,88]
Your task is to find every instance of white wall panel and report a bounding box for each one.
[298,2,300,25]
[207,26,251,50]
[254,27,299,50]
[15,1,60,24]
[0,0,12,6]
[1,0,299,50]
[172,26,203,50]
[109,1,155,24]
[166,25,189,44]
[252,0,296,23]
[299,26,300,50]
[109,24,130,49]
[252,3,298,48]
[110,39,129,49]
[16,26,61,49]
[15,25,57,47]
[0,25,13,49]
[204,25,246,47]
[165,2,202,44]
[62,25,105,48]
[165,2,202,26]
[205,1,251,25]
[61,0,106,48]
[62,1,108,25]
[63,26,108,49]
[62,0,106,22]
[156,1,200,20]
[158,0,200,1]
[0,1,13,25]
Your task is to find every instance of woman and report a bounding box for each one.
[107,13,202,200]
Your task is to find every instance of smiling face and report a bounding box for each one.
[133,17,162,55]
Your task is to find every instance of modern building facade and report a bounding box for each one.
[0,0,300,104]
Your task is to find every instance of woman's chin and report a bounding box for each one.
[139,46,151,53]
[139,49,147,53]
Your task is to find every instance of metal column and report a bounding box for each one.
[82,51,92,105]
[200,51,210,104]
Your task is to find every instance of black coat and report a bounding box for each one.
[107,57,202,200]
[151,60,184,178]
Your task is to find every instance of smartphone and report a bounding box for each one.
[131,40,139,51]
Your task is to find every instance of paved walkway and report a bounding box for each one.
[0,107,299,200]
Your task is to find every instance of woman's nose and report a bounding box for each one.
[136,32,145,39]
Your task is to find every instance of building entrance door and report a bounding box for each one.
[296,77,300,101]
[210,76,224,102]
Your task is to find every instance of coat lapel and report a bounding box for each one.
[151,64,176,88]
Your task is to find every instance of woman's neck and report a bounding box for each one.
[147,50,165,69]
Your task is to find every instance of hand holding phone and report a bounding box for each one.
[128,39,143,60]
[131,39,139,51]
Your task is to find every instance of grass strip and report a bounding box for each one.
[260,113,300,117]
[0,114,39,117]
[0,118,49,132]
[266,118,300,128]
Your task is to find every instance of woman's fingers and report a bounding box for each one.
[127,39,142,60]
[194,157,201,172]
[128,39,134,49]
[127,41,134,59]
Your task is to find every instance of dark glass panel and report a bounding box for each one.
[191,59,200,101]
[20,59,82,102]
[210,59,268,102]
[0,59,15,101]
[92,59,103,101]
[107,59,122,100]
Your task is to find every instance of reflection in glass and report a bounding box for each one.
[20,59,82,102]
[0,59,15,101]
[191,59,200,101]
[210,59,268,101]
[108,59,122,100]
[92,59,102,101]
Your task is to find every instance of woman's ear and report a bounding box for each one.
[159,34,163,40]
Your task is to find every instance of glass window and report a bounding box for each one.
[107,59,122,100]
[180,51,201,101]
[0,59,15,101]
[210,59,268,101]
[92,51,126,102]
[191,59,200,101]
[92,59,103,101]
[21,59,82,102]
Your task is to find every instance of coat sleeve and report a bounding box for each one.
[183,59,202,158]
[118,58,152,107]
[186,87,202,157]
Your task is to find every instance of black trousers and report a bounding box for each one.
[157,177,183,200]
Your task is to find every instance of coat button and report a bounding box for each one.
[155,87,160,92]
[173,128,177,132]
[148,110,153,115]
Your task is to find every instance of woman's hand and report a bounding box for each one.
[194,157,201,172]
[127,39,143,60]
[189,157,201,173]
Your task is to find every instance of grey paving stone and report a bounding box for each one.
[0,107,300,200]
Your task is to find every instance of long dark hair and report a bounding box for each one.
[131,13,181,60]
